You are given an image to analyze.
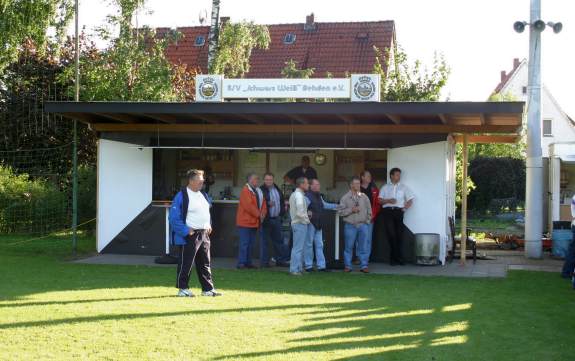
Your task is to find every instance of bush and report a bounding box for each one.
[468,157,525,212]
[0,165,68,234]
[77,165,96,228]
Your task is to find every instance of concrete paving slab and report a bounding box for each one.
[71,249,564,279]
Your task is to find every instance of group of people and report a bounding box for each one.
[235,156,415,276]
[167,156,415,297]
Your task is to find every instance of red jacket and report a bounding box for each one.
[362,182,381,221]
[236,185,267,228]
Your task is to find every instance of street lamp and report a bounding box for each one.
[514,0,562,259]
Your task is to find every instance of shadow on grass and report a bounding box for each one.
[0,244,570,361]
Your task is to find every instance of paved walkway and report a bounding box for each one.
[73,250,564,278]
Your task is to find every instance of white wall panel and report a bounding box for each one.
[97,139,152,252]
[388,141,449,263]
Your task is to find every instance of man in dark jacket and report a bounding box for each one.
[304,179,339,272]
[260,173,289,267]
[169,169,221,297]
[284,156,318,184]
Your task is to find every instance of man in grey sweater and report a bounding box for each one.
[339,176,372,273]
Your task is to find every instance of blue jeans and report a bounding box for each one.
[366,222,374,259]
[344,223,370,269]
[261,217,289,264]
[304,224,326,270]
[561,226,575,277]
[290,223,308,273]
[237,226,257,267]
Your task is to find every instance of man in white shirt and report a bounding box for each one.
[378,167,414,266]
[561,194,575,279]
[169,169,221,297]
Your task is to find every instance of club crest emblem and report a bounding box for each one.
[198,77,219,100]
[353,76,376,100]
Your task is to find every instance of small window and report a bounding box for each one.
[194,35,205,47]
[283,33,296,45]
[522,86,527,94]
[543,118,553,137]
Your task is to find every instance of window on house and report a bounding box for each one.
[194,36,205,47]
[543,118,552,137]
[283,33,296,45]
[522,86,527,94]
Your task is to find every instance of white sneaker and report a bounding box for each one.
[201,289,223,297]
[290,271,303,276]
[177,289,194,297]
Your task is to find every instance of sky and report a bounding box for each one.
[74,0,574,116]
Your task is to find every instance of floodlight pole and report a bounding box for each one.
[524,0,543,258]
[72,0,79,255]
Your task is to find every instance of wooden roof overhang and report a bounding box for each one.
[45,101,524,149]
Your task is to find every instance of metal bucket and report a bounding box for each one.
[415,233,440,265]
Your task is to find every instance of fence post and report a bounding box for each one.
[460,134,468,265]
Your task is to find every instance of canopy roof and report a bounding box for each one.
[45,101,524,149]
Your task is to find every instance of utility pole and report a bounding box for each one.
[524,0,543,259]
[72,0,80,255]
[514,1,562,259]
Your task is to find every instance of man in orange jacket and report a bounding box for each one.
[236,172,267,268]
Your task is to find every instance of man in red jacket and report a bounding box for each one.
[360,170,380,261]
[236,172,267,269]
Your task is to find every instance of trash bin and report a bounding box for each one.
[415,233,440,265]
[552,228,573,258]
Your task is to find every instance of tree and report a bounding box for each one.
[0,0,73,74]
[373,45,450,101]
[281,59,314,79]
[0,38,96,164]
[209,21,270,77]
[60,0,195,101]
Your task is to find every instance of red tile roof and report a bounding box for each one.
[159,19,395,78]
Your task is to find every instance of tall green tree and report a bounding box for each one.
[209,21,270,77]
[373,45,450,101]
[0,0,73,74]
[61,0,194,101]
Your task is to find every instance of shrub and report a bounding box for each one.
[468,157,526,212]
[0,165,67,234]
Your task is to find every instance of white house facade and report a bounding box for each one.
[494,58,575,228]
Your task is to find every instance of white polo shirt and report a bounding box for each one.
[186,188,211,230]
[379,182,414,209]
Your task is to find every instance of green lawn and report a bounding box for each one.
[0,235,574,360]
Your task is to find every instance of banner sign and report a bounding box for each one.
[195,74,380,102]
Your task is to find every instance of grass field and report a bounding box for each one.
[0,234,574,361]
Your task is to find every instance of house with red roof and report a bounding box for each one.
[159,14,396,78]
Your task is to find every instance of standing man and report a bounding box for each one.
[304,179,339,272]
[289,177,310,275]
[339,176,372,273]
[260,172,290,267]
[236,173,267,269]
[560,194,575,280]
[284,156,318,184]
[360,170,380,260]
[379,168,414,266]
[169,169,221,297]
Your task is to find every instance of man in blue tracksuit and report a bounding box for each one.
[169,169,221,297]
